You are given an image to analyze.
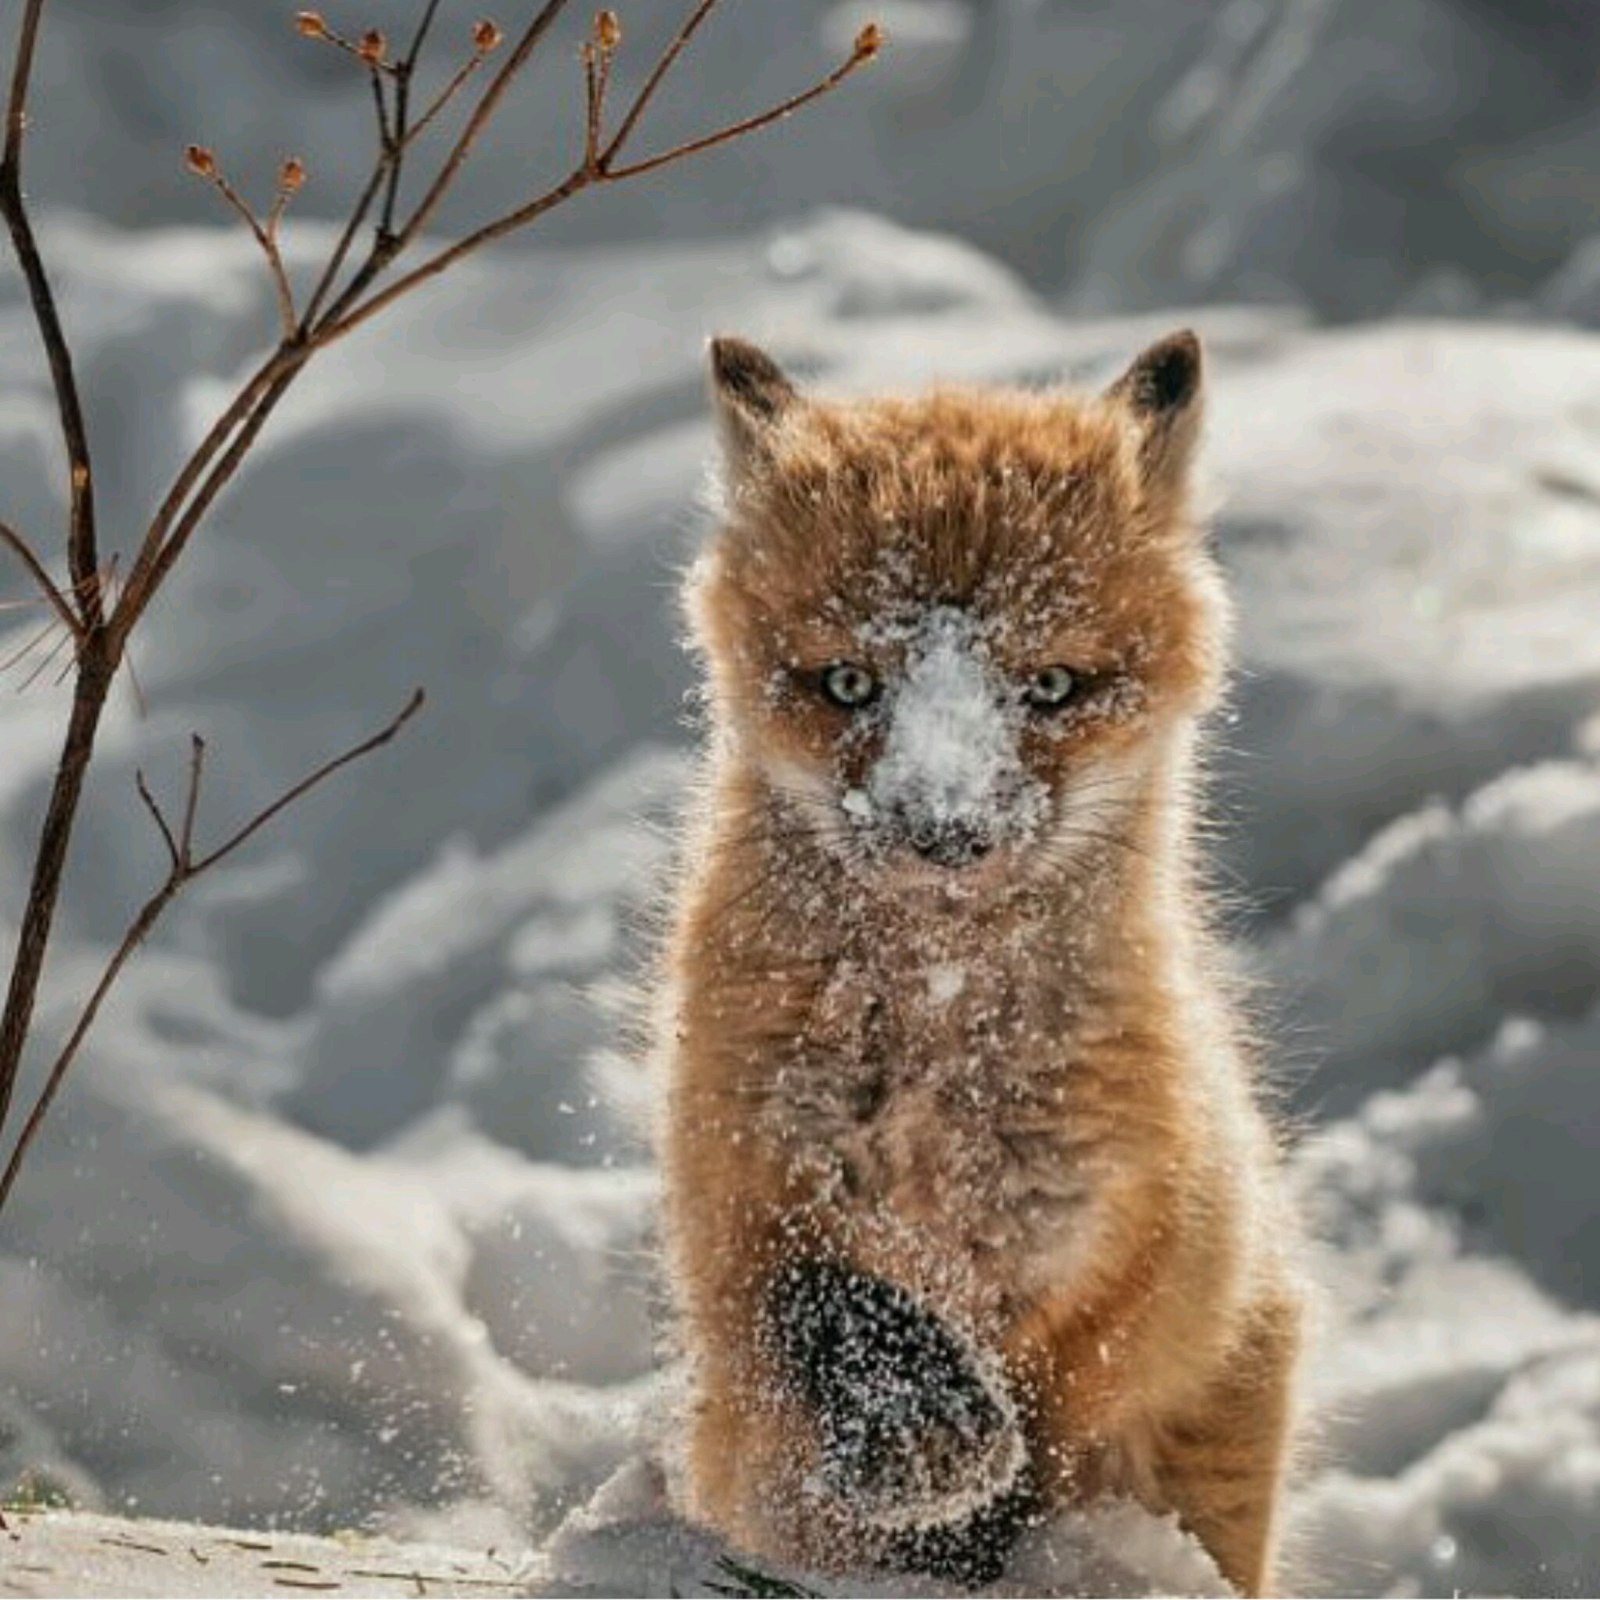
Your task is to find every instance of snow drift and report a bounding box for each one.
[1,155,1599,1600]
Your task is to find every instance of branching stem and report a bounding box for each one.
[1,0,101,628]
[0,0,880,1219]
[0,690,425,1215]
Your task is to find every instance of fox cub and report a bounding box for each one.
[658,332,1307,1594]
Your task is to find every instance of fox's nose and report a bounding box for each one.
[907,818,993,868]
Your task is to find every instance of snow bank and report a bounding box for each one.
[3,196,1600,1595]
[531,1457,1229,1599]
[1285,917,1600,1594]
[1267,759,1600,1112]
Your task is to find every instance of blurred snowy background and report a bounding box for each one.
[2,1,1600,1594]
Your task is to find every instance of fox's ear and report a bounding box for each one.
[709,336,798,472]
[1104,329,1204,494]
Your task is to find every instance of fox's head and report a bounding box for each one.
[685,334,1230,894]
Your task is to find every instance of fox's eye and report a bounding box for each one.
[820,662,878,709]
[1024,665,1079,711]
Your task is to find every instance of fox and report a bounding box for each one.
[656,331,1308,1595]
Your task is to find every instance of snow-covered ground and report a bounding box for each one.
[1,1505,532,1598]
[3,41,1600,1594]
[3,205,1598,1595]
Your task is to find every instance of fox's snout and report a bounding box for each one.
[887,806,995,869]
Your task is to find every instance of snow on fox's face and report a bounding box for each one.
[689,335,1229,888]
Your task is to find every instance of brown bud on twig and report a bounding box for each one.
[853,21,885,60]
[184,144,218,178]
[278,156,307,195]
[358,28,387,65]
[294,10,330,38]
[595,9,622,52]
[473,19,504,54]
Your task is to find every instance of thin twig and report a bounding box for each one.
[192,688,423,871]
[324,9,878,344]
[300,165,390,331]
[1,0,101,628]
[190,155,299,340]
[605,46,879,182]
[405,0,447,70]
[598,0,721,169]
[405,51,491,152]
[321,166,594,345]
[132,366,303,616]
[113,346,302,639]
[15,619,70,693]
[583,44,602,169]
[369,64,395,188]
[0,884,179,1215]
[0,519,81,641]
[395,0,573,252]
[376,0,442,240]
[580,14,627,173]
[0,689,424,1214]
[267,187,294,239]
[135,772,180,869]
[179,734,205,862]
[0,616,59,679]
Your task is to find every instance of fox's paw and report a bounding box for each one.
[765,1258,1026,1533]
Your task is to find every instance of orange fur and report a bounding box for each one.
[656,334,1308,1595]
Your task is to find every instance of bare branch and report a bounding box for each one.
[187,148,299,340]
[381,20,506,238]
[266,159,306,237]
[582,44,601,168]
[297,14,398,75]
[0,688,425,1216]
[369,64,395,174]
[604,39,880,182]
[406,48,492,153]
[320,166,594,346]
[0,879,179,1217]
[0,616,59,680]
[1,0,102,628]
[94,556,148,718]
[598,0,720,171]
[322,18,877,348]
[130,365,304,616]
[15,617,71,693]
[135,771,180,870]
[179,733,206,864]
[395,0,573,252]
[113,346,304,639]
[301,164,391,330]
[192,688,424,872]
[0,518,82,642]
[376,22,414,240]
[580,14,620,171]
[0,0,880,1220]
[405,0,448,69]
[0,667,112,1138]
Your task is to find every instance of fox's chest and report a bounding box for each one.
[762,958,1092,1272]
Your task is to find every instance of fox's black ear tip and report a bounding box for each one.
[707,334,754,379]
[1135,329,1203,414]
[708,335,798,424]
[1105,330,1205,489]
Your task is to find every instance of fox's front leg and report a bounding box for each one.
[1150,1292,1304,1598]
[1011,1284,1303,1598]
[669,1178,826,1556]
[765,1258,1027,1537]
